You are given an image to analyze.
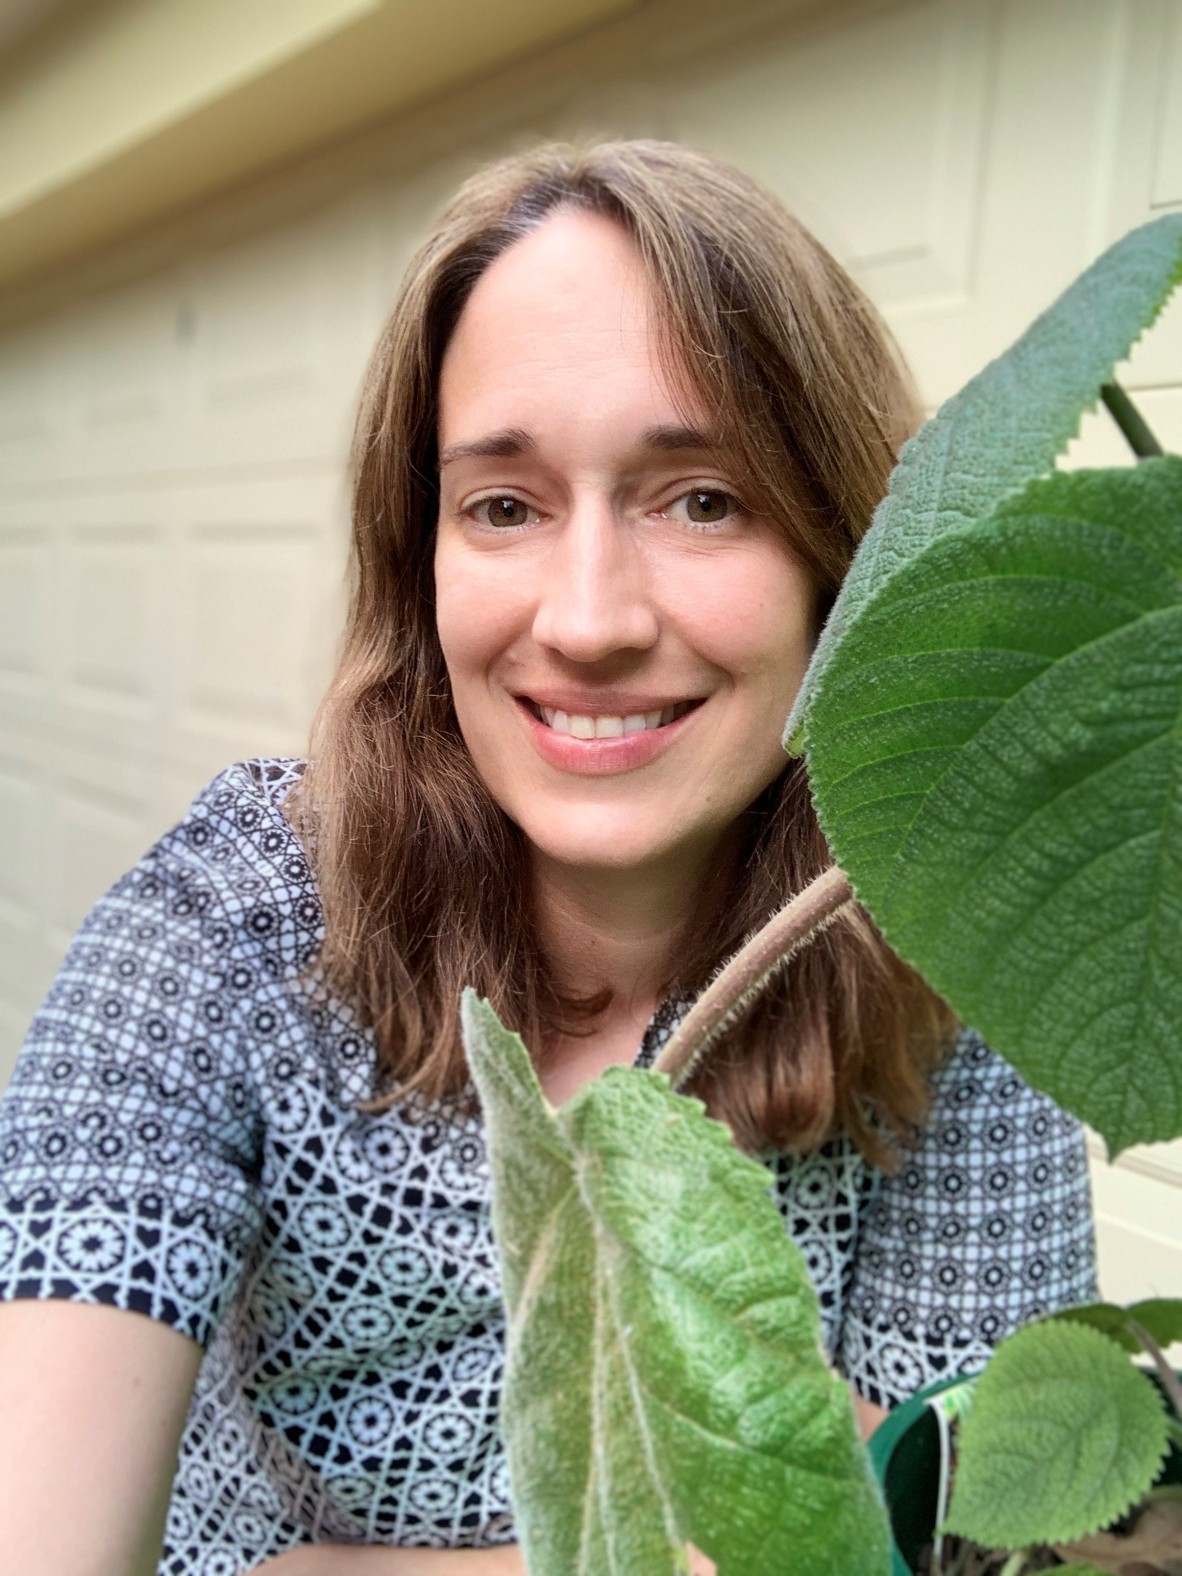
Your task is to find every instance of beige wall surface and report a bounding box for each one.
[2,0,1180,1310]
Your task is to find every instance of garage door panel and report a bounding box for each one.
[0,1002,31,1089]
[0,763,41,916]
[0,910,56,1039]
[62,524,164,718]
[0,329,57,448]
[0,527,52,698]
[48,779,153,937]
[177,521,324,744]
[81,279,178,434]
[672,0,999,312]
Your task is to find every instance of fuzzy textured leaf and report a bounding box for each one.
[1050,1299,1182,1355]
[805,459,1182,1153]
[945,1321,1170,1548]
[787,210,1182,743]
[461,991,890,1576]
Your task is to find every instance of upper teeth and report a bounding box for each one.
[539,703,692,737]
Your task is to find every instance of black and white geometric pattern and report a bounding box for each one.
[0,760,1098,1572]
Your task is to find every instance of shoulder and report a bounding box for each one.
[154,757,310,891]
[919,1026,1087,1175]
[119,758,319,972]
[24,757,324,1089]
[870,1024,1094,1271]
[837,1029,1097,1406]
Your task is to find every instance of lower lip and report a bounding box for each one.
[517,700,702,775]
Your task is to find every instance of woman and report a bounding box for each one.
[0,142,1096,1575]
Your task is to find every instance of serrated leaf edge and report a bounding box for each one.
[944,1322,1172,1548]
[786,212,1182,746]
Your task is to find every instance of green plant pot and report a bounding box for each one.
[867,1371,1182,1575]
[867,1375,965,1576]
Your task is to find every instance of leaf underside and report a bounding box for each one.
[945,1320,1170,1549]
[805,460,1182,1154]
[788,210,1182,743]
[461,991,890,1576]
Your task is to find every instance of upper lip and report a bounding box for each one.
[515,690,706,715]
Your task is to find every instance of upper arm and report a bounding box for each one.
[0,767,277,1570]
[0,1298,202,1576]
[852,1391,889,1442]
[0,767,270,1345]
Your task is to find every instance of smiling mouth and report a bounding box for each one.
[521,698,703,738]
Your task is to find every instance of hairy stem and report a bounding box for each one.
[1101,380,1164,459]
[652,865,854,1090]
[1128,1319,1182,1420]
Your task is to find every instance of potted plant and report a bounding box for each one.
[870,1304,1182,1573]
[460,207,1182,1575]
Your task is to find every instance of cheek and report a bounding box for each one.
[434,537,493,680]
[683,552,816,692]
[433,533,530,707]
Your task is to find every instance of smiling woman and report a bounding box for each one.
[308,142,956,1159]
[0,141,1097,1576]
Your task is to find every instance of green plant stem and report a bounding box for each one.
[1100,380,1164,459]
[997,1552,1028,1576]
[652,864,854,1090]
[1127,1318,1182,1420]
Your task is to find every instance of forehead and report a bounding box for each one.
[437,208,707,439]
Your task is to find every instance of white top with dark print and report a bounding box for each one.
[0,760,1097,1575]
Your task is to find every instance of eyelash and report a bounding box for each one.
[464,496,542,532]
[661,489,746,531]
[461,488,746,532]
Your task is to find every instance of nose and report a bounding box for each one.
[531,498,659,662]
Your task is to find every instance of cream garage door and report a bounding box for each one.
[0,208,377,1078]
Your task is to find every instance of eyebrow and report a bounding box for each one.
[436,422,724,471]
[438,427,534,469]
[640,422,721,453]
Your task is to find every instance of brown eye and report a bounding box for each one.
[684,490,732,524]
[481,497,530,528]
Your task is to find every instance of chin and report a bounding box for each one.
[519,814,713,876]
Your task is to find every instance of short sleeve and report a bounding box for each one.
[837,1029,1098,1410]
[0,765,275,1348]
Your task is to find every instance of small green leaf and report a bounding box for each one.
[1050,1300,1182,1355]
[805,459,1182,1153]
[1050,1303,1145,1354]
[1127,1299,1182,1349]
[788,210,1182,742]
[461,991,890,1576]
[945,1321,1170,1548]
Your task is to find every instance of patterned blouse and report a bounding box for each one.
[0,759,1097,1576]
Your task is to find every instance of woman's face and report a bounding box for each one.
[433,209,815,881]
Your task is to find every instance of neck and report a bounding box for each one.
[530,840,727,1023]
[525,834,744,1106]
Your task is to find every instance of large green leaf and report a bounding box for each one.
[461,991,890,1576]
[787,211,1182,745]
[944,1321,1169,1548]
[805,459,1182,1153]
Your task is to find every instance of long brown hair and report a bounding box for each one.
[290,139,955,1165]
